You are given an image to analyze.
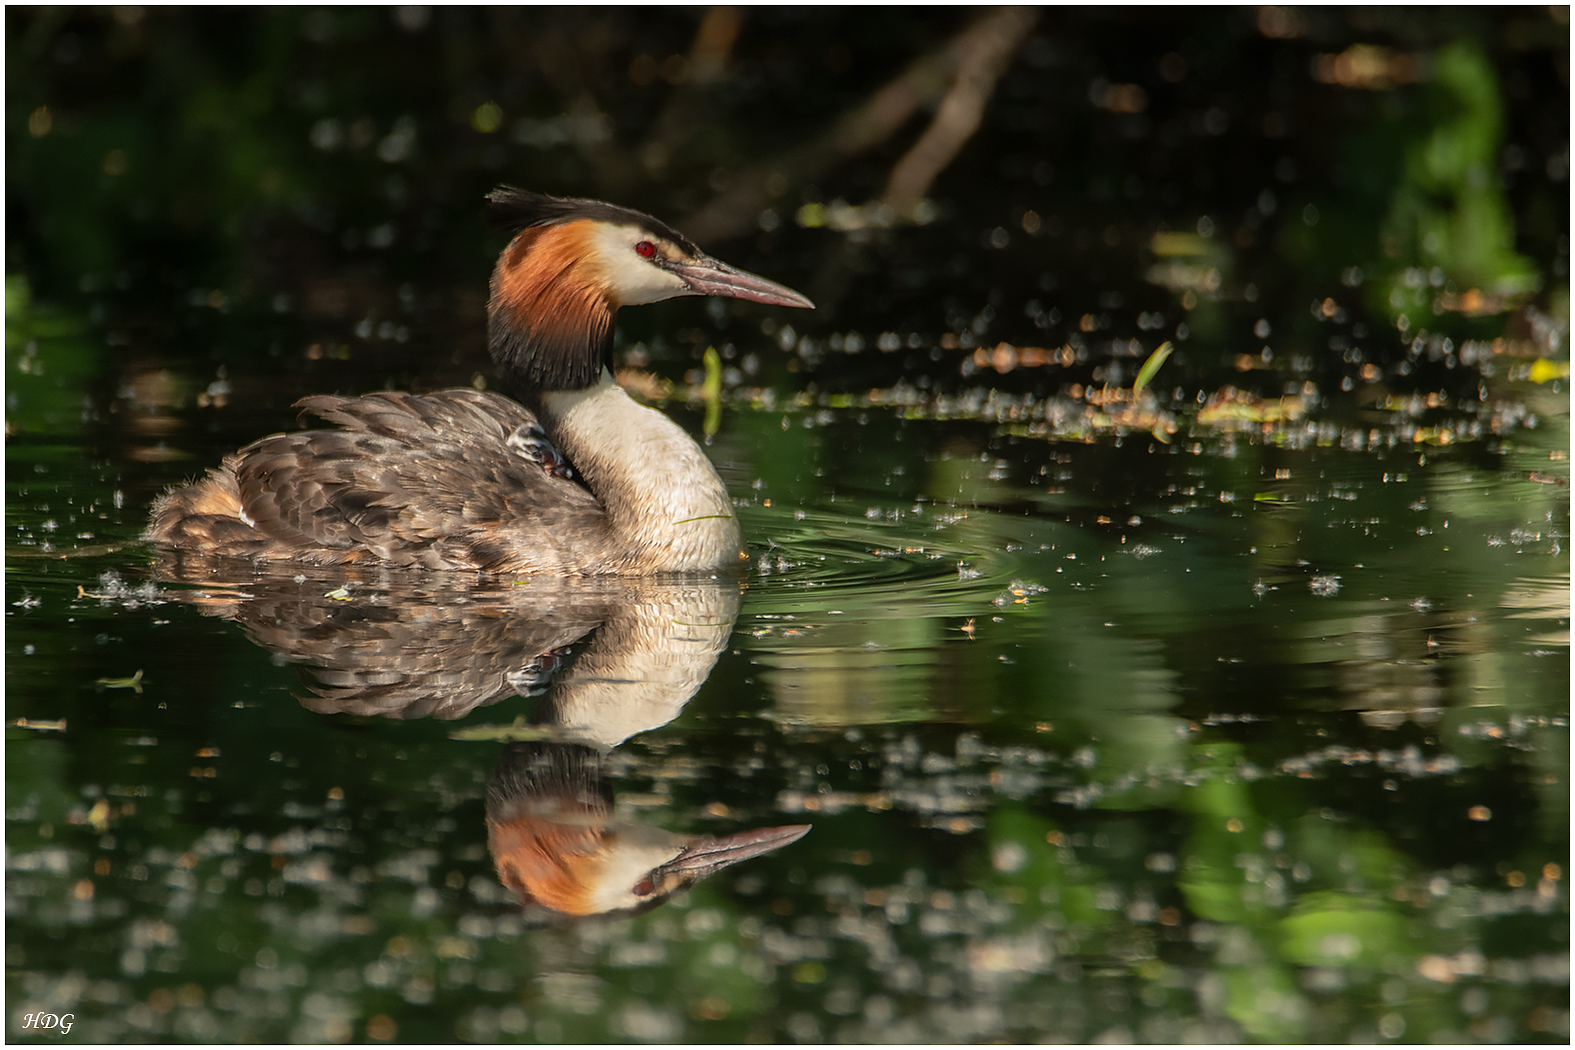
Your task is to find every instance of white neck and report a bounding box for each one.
[538,582,741,746]
[537,374,744,573]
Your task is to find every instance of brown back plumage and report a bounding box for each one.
[147,389,614,573]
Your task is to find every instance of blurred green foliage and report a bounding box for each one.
[4,275,98,435]
[1378,42,1542,315]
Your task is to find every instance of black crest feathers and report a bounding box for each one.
[485,186,699,256]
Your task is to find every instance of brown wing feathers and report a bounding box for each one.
[149,390,606,572]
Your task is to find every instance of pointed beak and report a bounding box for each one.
[658,824,811,877]
[669,257,815,309]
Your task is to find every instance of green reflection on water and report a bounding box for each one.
[9,418,1563,1041]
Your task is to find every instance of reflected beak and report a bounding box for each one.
[669,257,815,309]
[658,824,812,877]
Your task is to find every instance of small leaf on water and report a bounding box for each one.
[96,669,144,693]
[9,718,66,731]
[449,716,557,743]
[1133,342,1173,395]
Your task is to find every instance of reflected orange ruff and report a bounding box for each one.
[488,804,608,915]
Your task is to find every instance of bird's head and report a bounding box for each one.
[485,187,813,390]
[490,805,811,919]
[486,742,811,920]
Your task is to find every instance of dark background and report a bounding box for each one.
[7,6,1568,420]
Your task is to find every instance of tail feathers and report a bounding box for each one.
[145,458,270,552]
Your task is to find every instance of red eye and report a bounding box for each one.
[634,240,657,259]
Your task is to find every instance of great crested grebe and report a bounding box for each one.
[489,744,809,919]
[147,187,813,574]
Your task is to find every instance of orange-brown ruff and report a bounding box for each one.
[146,188,813,574]
[490,221,614,380]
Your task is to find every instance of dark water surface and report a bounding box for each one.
[7,7,1570,1044]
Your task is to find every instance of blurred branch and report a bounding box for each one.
[643,5,745,168]
[517,8,746,198]
[515,11,643,198]
[679,7,1037,243]
[880,6,1039,216]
